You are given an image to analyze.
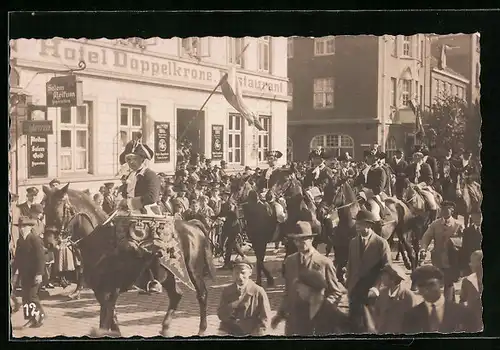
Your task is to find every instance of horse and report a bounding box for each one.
[454,174,482,228]
[42,183,216,336]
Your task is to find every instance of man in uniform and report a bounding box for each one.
[102,182,117,215]
[358,152,389,223]
[390,149,408,199]
[118,142,163,294]
[421,145,439,185]
[257,150,283,194]
[271,221,345,335]
[12,216,47,328]
[405,151,439,223]
[303,149,335,205]
[18,187,39,217]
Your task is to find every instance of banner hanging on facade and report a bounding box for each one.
[154,121,170,163]
[211,124,224,160]
[46,75,83,107]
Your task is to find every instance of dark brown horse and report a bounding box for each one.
[43,184,215,336]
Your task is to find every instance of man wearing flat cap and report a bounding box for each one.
[419,201,463,302]
[402,265,475,333]
[18,187,39,217]
[119,142,161,213]
[346,210,392,333]
[271,221,345,335]
[217,256,272,336]
[256,150,283,193]
[102,182,117,215]
[11,217,47,328]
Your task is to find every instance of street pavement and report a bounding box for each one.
[10,242,463,338]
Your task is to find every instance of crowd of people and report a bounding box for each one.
[10,137,483,334]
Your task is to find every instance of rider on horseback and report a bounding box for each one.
[404,150,439,223]
[303,149,335,204]
[257,150,283,196]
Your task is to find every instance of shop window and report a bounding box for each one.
[257,116,271,163]
[119,105,145,153]
[386,137,398,159]
[310,134,354,159]
[59,102,93,174]
[314,36,335,56]
[228,113,243,165]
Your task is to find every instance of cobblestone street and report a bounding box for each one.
[11,242,463,338]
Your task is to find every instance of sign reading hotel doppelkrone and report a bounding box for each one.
[12,39,288,100]
[46,75,83,107]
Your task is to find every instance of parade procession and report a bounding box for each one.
[9,34,482,337]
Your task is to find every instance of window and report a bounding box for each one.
[288,82,293,109]
[228,37,244,67]
[120,105,144,153]
[59,102,92,173]
[385,137,398,159]
[438,80,444,98]
[401,79,412,107]
[420,40,424,62]
[433,78,439,100]
[313,78,334,109]
[476,62,480,86]
[180,37,210,58]
[390,78,397,107]
[310,134,354,159]
[403,36,412,56]
[228,113,243,164]
[314,36,335,56]
[451,85,456,97]
[391,36,397,56]
[444,82,450,96]
[287,37,294,58]
[258,36,271,73]
[257,116,271,163]
[287,137,293,162]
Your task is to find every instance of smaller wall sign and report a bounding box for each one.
[154,121,170,163]
[46,75,83,107]
[22,120,53,135]
[211,124,224,160]
[28,135,49,178]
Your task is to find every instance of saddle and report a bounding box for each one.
[305,186,323,204]
[359,188,394,224]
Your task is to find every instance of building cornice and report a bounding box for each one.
[288,118,380,126]
[431,67,470,84]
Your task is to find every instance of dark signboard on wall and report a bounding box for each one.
[154,121,170,163]
[46,75,83,107]
[28,134,49,178]
[22,120,53,135]
[211,124,224,160]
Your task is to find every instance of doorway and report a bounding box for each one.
[176,108,205,155]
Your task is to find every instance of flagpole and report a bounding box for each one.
[177,42,251,146]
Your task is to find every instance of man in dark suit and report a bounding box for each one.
[303,149,335,194]
[389,149,408,199]
[438,147,456,201]
[421,146,439,187]
[402,265,475,333]
[102,182,117,215]
[459,212,482,275]
[359,152,389,222]
[12,217,46,328]
[18,187,39,217]
[346,210,392,333]
[256,150,283,193]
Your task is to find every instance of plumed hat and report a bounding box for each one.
[129,143,154,160]
[266,150,283,160]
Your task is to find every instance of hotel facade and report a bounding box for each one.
[9,37,289,199]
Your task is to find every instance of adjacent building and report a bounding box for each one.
[287,35,431,161]
[9,37,289,199]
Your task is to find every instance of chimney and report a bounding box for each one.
[439,44,447,70]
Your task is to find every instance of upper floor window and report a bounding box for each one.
[257,116,271,163]
[420,40,424,62]
[314,36,335,56]
[310,134,354,159]
[228,113,243,165]
[391,36,397,56]
[401,79,412,107]
[59,102,93,174]
[391,78,397,108]
[180,37,210,59]
[313,78,334,109]
[287,37,294,58]
[120,105,145,152]
[403,36,412,57]
[258,36,271,73]
[228,37,244,67]
[288,82,293,110]
[386,137,398,159]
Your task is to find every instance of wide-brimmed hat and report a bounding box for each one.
[412,152,424,159]
[381,264,408,281]
[104,182,115,189]
[232,256,253,270]
[127,143,154,160]
[288,221,317,239]
[355,210,378,224]
[49,178,60,186]
[296,269,327,292]
[266,150,283,160]
[26,187,39,196]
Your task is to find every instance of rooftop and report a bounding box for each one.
[430,56,468,81]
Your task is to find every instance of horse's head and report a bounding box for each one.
[268,168,300,199]
[329,180,359,220]
[401,179,425,210]
[43,183,70,230]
